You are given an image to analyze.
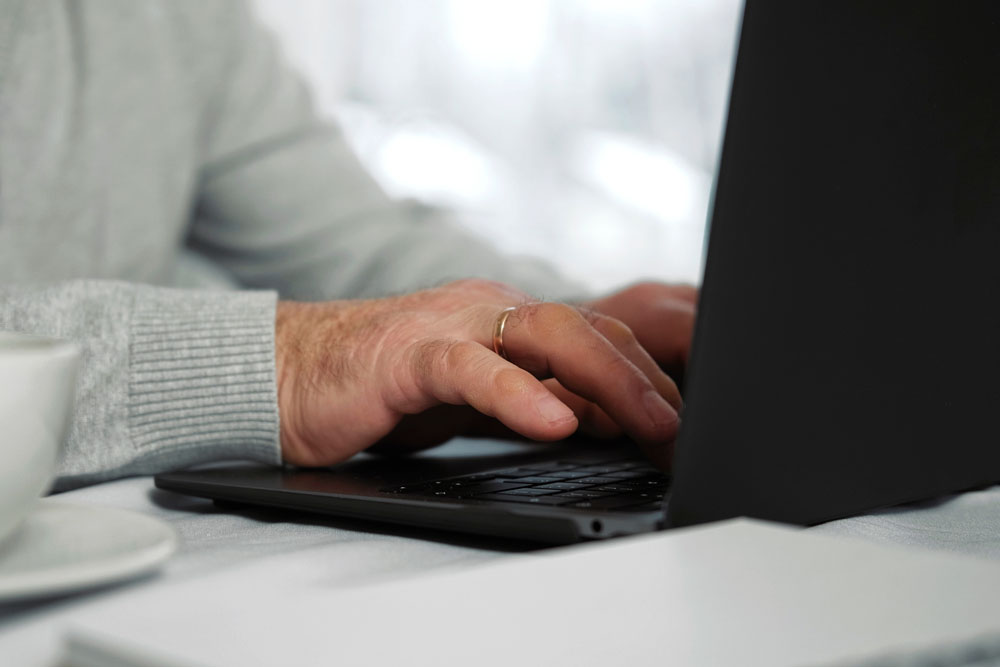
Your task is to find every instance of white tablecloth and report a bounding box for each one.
[3,464,1000,666]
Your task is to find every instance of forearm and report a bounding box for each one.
[193,122,590,303]
[0,280,280,491]
[190,1,590,304]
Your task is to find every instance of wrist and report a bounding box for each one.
[275,300,306,463]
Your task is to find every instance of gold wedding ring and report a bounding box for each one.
[492,306,518,361]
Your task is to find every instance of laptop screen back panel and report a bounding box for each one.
[668,1,1000,527]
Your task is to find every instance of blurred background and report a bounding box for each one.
[253,0,742,292]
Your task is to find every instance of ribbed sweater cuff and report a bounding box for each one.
[127,288,281,466]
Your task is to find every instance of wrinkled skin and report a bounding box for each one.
[276,279,697,471]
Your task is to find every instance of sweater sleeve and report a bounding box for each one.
[188,1,590,303]
[0,281,281,491]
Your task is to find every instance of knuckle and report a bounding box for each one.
[409,339,485,398]
[526,302,585,335]
[410,340,447,380]
[417,339,479,380]
[444,339,482,370]
[412,339,451,378]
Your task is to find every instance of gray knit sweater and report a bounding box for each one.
[0,0,584,490]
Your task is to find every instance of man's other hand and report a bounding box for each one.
[584,281,697,381]
[275,279,688,471]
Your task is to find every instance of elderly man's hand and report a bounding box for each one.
[275,279,685,470]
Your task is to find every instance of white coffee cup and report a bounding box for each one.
[0,332,81,545]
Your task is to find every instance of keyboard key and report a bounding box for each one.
[490,468,549,478]
[554,458,610,466]
[607,478,655,489]
[571,466,622,475]
[576,476,622,485]
[543,471,595,480]
[552,490,616,499]
[518,462,579,472]
[473,493,576,506]
[498,487,560,496]
[452,481,530,495]
[605,471,653,480]
[504,476,562,484]
[592,484,636,493]
[603,461,646,471]
[535,482,590,491]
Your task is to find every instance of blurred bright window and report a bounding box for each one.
[254,0,741,290]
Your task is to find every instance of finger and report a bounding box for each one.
[597,297,696,372]
[663,283,699,307]
[619,281,699,307]
[498,303,679,446]
[641,298,696,368]
[553,320,682,471]
[540,379,675,473]
[542,379,622,439]
[409,339,579,441]
[576,310,682,411]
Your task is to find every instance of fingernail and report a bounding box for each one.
[537,394,575,425]
[643,390,678,430]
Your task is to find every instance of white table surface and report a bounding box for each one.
[4,445,1000,666]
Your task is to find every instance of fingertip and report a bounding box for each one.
[642,390,679,434]
[536,392,576,427]
[541,415,580,441]
[659,376,684,412]
[635,392,679,470]
[533,408,579,442]
[522,415,578,442]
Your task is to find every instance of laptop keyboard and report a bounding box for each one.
[383,458,669,512]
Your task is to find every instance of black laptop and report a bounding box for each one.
[156,0,1000,544]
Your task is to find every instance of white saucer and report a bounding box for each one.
[0,499,177,601]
